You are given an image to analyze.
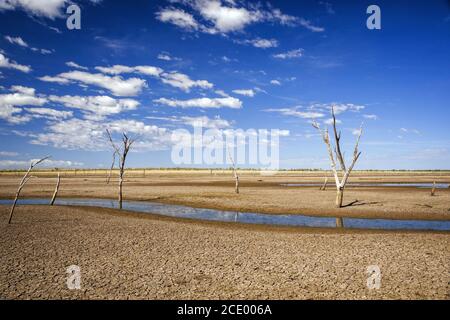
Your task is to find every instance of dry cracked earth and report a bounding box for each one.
[0,205,449,300]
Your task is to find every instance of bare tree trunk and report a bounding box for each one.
[431,181,436,196]
[119,177,123,209]
[8,185,24,224]
[228,149,240,194]
[335,188,344,227]
[118,165,124,210]
[50,173,61,205]
[106,130,134,210]
[336,188,344,208]
[320,177,328,191]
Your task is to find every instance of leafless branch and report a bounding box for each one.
[105,130,135,209]
[312,121,340,188]
[320,177,328,191]
[8,156,51,224]
[341,124,363,187]
[332,106,346,172]
[106,151,116,184]
[50,173,61,205]
[312,110,364,213]
[106,129,120,155]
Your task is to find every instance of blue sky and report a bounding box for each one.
[0,0,449,170]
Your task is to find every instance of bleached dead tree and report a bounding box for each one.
[431,181,436,196]
[8,156,50,224]
[106,129,134,210]
[313,106,363,227]
[50,173,61,205]
[228,150,240,194]
[320,177,328,191]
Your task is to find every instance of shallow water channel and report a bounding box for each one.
[1,198,449,232]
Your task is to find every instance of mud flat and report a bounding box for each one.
[0,172,449,220]
[0,205,448,299]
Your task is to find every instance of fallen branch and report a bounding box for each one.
[320,177,328,191]
[50,173,61,205]
[8,156,50,224]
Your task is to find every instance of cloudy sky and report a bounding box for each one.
[0,0,449,170]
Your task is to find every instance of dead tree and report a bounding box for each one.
[313,106,363,227]
[320,177,328,191]
[8,156,50,224]
[50,173,61,205]
[106,129,134,209]
[228,150,240,194]
[431,181,436,196]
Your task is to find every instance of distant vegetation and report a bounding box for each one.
[0,168,449,174]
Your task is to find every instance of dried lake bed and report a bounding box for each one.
[0,171,449,299]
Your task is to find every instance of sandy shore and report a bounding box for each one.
[0,173,449,220]
[0,205,448,299]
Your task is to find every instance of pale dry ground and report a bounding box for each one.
[0,205,449,300]
[0,171,449,220]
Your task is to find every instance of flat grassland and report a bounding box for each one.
[0,170,449,299]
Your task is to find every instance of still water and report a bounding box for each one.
[1,198,449,232]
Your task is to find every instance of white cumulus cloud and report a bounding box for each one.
[273,48,304,59]
[156,7,199,31]
[66,61,88,70]
[0,0,67,19]
[94,64,163,77]
[93,64,212,92]
[232,89,255,97]
[4,35,28,47]
[39,70,147,96]
[0,0,102,19]
[0,86,47,123]
[48,95,139,119]
[0,158,83,169]
[270,80,281,85]
[0,52,31,73]
[264,107,325,119]
[238,38,278,49]
[160,71,213,92]
[154,97,242,109]
[156,1,323,34]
